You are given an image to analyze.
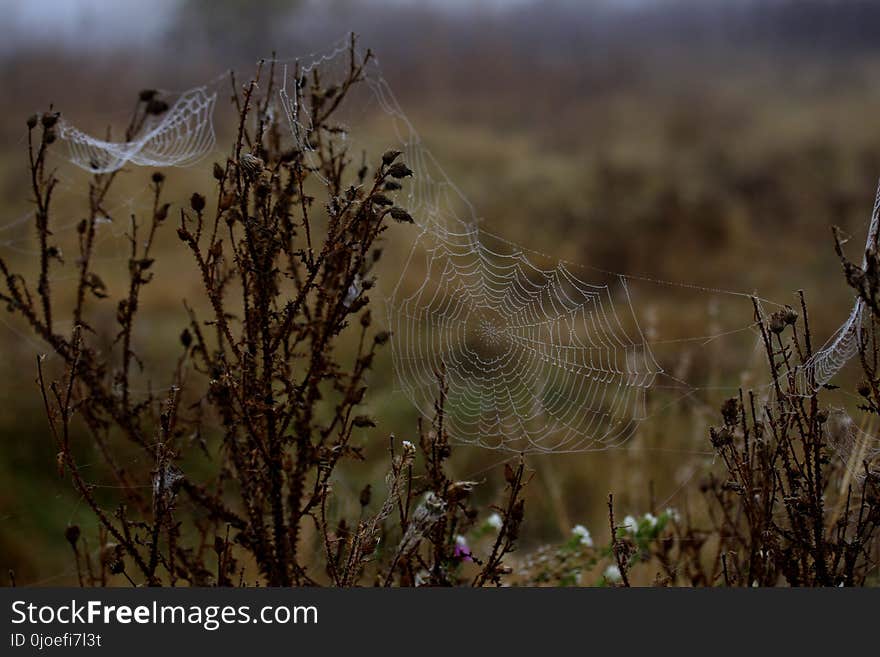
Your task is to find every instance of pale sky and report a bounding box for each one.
[0,0,666,53]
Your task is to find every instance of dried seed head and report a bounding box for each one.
[64,525,80,545]
[768,310,786,335]
[782,306,798,326]
[721,397,739,426]
[190,193,206,213]
[710,426,733,448]
[352,415,376,428]
[371,193,394,207]
[389,207,414,224]
[155,202,170,223]
[151,171,165,184]
[239,153,264,179]
[858,382,871,397]
[255,180,271,198]
[41,112,59,128]
[382,149,402,165]
[146,99,169,115]
[359,484,372,508]
[387,162,413,179]
[213,162,225,181]
[374,331,390,345]
[26,114,38,129]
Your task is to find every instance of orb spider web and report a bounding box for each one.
[388,225,662,453]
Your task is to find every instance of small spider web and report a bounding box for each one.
[58,87,217,173]
[793,181,880,394]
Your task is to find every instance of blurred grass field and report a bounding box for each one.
[3,0,880,584]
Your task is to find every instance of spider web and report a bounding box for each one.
[278,41,671,452]
[58,86,217,173]
[793,181,880,394]
[387,226,661,452]
[4,38,865,454]
[825,408,880,482]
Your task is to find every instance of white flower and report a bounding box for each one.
[486,512,503,530]
[402,440,414,450]
[665,507,681,523]
[604,564,622,582]
[622,514,638,534]
[455,534,468,547]
[644,512,658,529]
[571,524,593,547]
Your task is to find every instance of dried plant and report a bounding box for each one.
[576,292,880,587]
[0,36,527,587]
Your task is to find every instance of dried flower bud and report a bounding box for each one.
[371,193,394,207]
[213,162,225,180]
[239,153,264,179]
[374,331,390,345]
[710,426,733,448]
[41,112,59,128]
[359,484,372,507]
[155,202,170,223]
[151,171,165,184]
[382,150,402,165]
[389,207,414,224]
[782,306,798,326]
[26,114,38,129]
[146,99,169,115]
[387,162,413,179]
[190,193,206,213]
[64,525,80,545]
[721,397,739,426]
[858,382,871,397]
[768,310,786,335]
[384,181,402,191]
[139,89,158,102]
[180,328,192,348]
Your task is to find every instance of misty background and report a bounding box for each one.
[3,0,880,583]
